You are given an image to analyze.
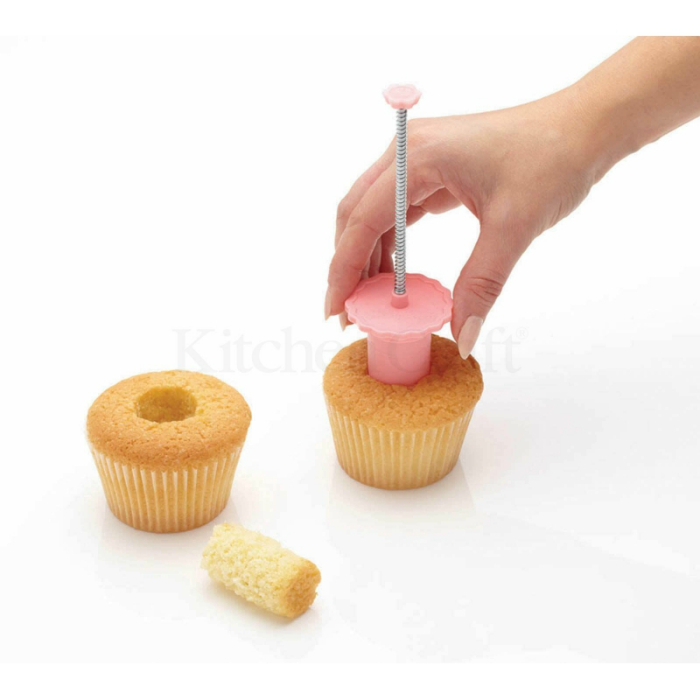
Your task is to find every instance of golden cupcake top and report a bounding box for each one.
[323,335,483,430]
[87,370,251,470]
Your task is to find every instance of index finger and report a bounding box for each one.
[335,143,395,247]
[326,165,441,316]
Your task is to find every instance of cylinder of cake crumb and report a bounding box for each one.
[202,523,321,619]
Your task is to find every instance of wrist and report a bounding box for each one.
[552,82,642,185]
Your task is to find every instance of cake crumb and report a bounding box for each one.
[202,523,321,619]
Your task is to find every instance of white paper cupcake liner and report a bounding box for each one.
[89,445,242,533]
[326,403,474,490]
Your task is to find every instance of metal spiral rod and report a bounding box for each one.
[393,108,407,295]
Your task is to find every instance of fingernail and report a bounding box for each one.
[324,288,332,320]
[339,311,348,330]
[457,316,484,359]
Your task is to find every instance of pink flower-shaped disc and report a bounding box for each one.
[382,84,422,110]
[345,272,452,385]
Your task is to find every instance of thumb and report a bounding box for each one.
[450,224,527,359]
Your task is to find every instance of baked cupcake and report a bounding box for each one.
[87,370,251,533]
[324,335,483,490]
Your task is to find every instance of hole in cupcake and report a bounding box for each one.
[136,386,197,423]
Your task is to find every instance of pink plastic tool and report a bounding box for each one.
[344,86,453,386]
[383,84,422,110]
[346,273,452,385]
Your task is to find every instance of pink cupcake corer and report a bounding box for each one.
[345,85,453,386]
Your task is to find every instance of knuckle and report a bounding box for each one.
[328,251,365,287]
[406,119,434,150]
[336,197,352,224]
[407,116,429,133]
[327,259,344,287]
[407,128,431,153]
[346,215,382,241]
[466,275,505,305]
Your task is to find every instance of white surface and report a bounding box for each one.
[1,35,700,663]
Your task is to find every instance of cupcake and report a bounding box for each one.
[87,370,251,533]
[324,335,483,490]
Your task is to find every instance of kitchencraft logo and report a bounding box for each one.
[174,326,526,374]
[174,327,341,374]
[480,326,527,374]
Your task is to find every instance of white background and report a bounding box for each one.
[1,34,700,664]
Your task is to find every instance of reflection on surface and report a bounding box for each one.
[327,462,700,662]
[97,499,322,660]
[97,500,241,620]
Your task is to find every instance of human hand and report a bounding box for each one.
[325,89,605,358]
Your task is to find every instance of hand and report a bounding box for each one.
[327,38,700,359]
[325,89,601,358]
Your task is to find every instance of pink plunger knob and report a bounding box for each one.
[345,273,452,386]
[383,84,422,110]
